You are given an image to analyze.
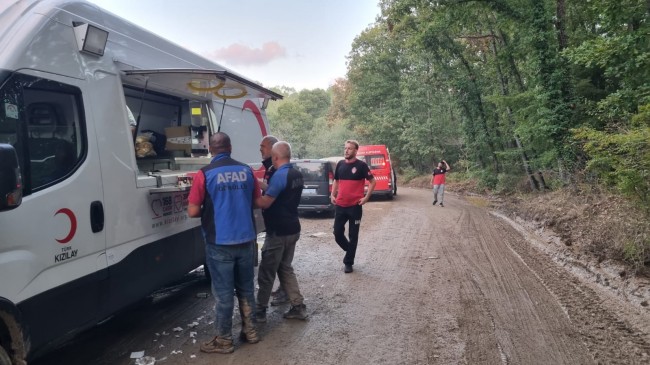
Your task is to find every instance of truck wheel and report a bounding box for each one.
[0,345,11,365]
[392,169,397,196]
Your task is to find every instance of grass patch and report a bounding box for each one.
[466,196,490,208]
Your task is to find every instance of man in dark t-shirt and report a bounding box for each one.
[330,140,376,273]
[255,141,308,321]
[259,135,278,192]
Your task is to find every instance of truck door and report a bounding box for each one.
[0,71,106,351]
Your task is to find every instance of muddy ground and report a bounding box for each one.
[34,187,650,365]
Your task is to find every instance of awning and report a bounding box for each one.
[121,69,283,101]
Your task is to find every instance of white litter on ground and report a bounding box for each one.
[134,356,156,365]
[130,351,145,359]
[172,327,183,332]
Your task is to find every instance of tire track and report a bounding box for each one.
[495,214,650,364]
[433,194,594,364]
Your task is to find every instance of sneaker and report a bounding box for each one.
[239,329,259,344]
[200,336,234,354]
[283,304,308,320]
[439,203,444,207]
[255,308,267,323]
[432,200,437,205]
[344,264,353,273]
[270,290,289,306]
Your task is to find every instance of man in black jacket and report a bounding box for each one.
[255,141,307,322]
[259,135,289,306]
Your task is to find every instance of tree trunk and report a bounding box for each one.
[499,26,550,189]
[447,33,500,173]
[490,27,539,191]
[555,0,568,51]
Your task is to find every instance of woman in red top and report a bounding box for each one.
[431,160,451,207]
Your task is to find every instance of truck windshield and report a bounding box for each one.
[361,155,386,170]
[0,72,86,195]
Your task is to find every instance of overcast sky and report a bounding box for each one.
[88,0,380,91]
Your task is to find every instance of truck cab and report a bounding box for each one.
[357,144,397,199]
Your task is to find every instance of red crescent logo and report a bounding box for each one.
[242,100,267,136]
[55,208,77,244]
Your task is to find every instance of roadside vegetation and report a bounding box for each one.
[265,0,650,275]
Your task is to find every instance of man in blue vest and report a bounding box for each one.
[188,132,261,354]
[259,135,289,306]
[255,141,308,322]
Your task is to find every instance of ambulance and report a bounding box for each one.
[0,1,281,363]
[357,145,397,199]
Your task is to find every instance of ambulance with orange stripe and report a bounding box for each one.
[0,1,280,363]
[357,145,397,199]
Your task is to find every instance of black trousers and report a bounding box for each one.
[333,204,363,265]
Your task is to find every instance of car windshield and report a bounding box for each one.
[294,162,328,181]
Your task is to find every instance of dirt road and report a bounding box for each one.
[35,187,650,364]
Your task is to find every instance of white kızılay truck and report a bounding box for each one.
[0,1,281,363]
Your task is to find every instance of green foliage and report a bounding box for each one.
[471,169,498,191]
[622,239,650,273]
[574,124,650,209]
[495,173,525,194]
[400,166,421,183]
[631,103,650,127]
[304,118,357,158]
[265,0,650,221]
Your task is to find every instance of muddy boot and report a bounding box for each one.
[283,304,308,320]
[238,299,260,344]
[200,336,234,354]
[271,288,289,306]
[255,306,267,323]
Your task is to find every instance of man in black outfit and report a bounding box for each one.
[330,140,376,273]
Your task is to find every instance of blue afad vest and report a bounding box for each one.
[201,153,256,245]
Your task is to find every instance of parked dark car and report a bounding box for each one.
[292,159,336,215]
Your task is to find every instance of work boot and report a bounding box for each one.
[255,307,267,323]
[200,336,234,354]
[238,298,260,344]
[270,288,289,306]
[283,304,308,320]
[239,329,259,343]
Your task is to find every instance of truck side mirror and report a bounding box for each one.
[0,143,23,211]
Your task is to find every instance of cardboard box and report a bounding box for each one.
[165,126,191,154]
